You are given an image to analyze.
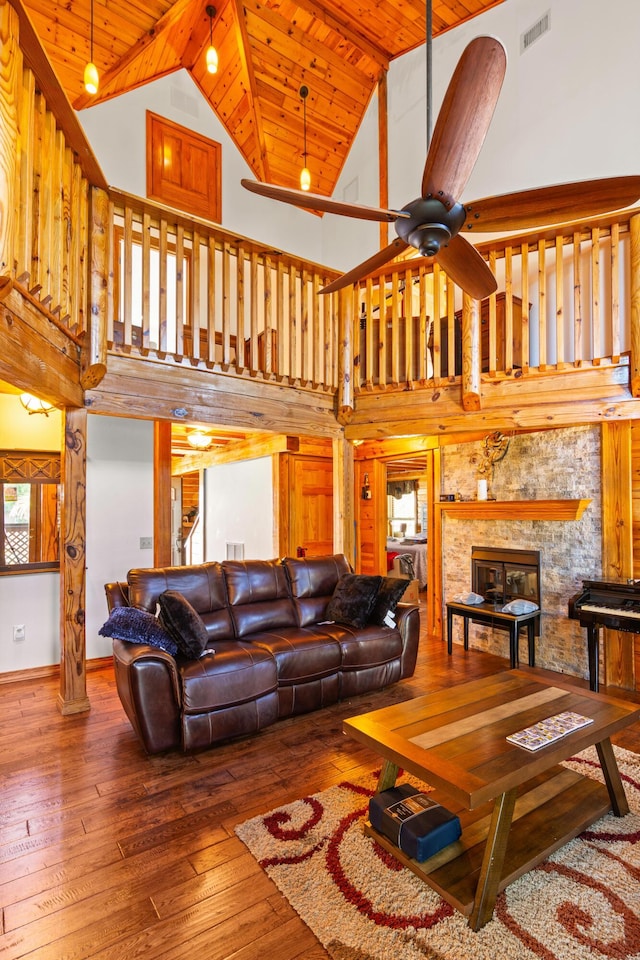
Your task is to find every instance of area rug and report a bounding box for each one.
[235,746,640,960]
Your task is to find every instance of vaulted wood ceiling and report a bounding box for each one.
[22,0,504,202]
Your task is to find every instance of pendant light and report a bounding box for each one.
[84,0,99,95]
[205,6,218,75]
[299,85,311,191]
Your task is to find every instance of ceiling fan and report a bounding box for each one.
[242,29,640,300]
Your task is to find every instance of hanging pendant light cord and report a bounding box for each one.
[303,92,307,166]
[426,0,432,151]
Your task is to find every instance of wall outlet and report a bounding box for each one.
[13,624,25,642]
[139,537,153,550]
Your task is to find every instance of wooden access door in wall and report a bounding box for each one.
[289,456,334,557]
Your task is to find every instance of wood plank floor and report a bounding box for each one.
[1,610,639,959]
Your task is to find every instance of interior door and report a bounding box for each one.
[290,456,333,557]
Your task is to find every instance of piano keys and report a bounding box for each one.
[568,578,640,691]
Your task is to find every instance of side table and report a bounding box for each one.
[446,601,540,668]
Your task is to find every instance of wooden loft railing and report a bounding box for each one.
[350,208,640,393]
[107,191,340,391]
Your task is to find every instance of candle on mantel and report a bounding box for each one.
[477,479,488,501]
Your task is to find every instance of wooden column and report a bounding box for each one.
[332,435,354,565]
[337,289,354,422]
[154,420,172,566]
[378,71,389,250]
[58,407,90,715]
[461,294,481,410]
[601,421,634,689]
[630,214,640,397]
[0,0,19,276]
[81,185,109,389]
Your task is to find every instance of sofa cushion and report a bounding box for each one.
[158,590,210,659]
[223,559,297,638]
[369,577,409,627]
[325,573,382,629]
[179,641,278,713]
[127,562,234,642]
[283,554,351,626]
[99,606,178,656]
[248,626,342,684]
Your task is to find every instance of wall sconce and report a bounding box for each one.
[187,429,212,450]
[299,85,311,191]
[361,472,372,500]
[205,6,218,74]
[20,393,54,416]
[84,0,99,95]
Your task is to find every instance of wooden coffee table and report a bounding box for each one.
[343,670,640,930]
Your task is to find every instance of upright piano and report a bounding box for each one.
[568,578,640,691]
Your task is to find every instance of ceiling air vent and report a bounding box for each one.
[520,11,550,53]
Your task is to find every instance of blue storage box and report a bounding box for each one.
[369,783,461,862]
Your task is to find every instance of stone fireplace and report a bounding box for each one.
[443,426,602,681]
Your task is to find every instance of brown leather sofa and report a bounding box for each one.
[105,554,420,754]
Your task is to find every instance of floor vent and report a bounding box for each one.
[520,11,550,53]
[226,541,245,560]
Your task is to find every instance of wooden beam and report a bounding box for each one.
[0,0,19,275]
[332,435,354,564]
[630,214,640,397]
[461,295,481,411]
[154,421,172,567]
[57,406,90,715]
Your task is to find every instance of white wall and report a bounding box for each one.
[203,458,275,560]
[85,416,154,659]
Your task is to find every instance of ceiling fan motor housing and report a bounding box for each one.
[395,197,466,256]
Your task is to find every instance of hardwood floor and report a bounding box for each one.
[1,611,639,959]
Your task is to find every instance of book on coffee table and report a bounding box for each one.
[507,711,593,751]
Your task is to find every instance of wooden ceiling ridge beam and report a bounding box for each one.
[229,0,270,180]
[287,0,390,71]
[72,0,197,110]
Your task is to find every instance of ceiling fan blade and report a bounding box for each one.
[319,239,409,295]
[241,179,408,223]
[463,176,640,232]
[422,36,506,207]
[436,234,497,300]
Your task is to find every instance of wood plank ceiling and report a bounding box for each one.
[21,0,505,201]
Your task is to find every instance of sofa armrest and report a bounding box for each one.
[112,639,182,753]
[395,602,420,679]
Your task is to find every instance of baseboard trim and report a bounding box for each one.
[0,656,112,685]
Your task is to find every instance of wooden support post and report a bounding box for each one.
[337,289,354,423]
[461,294,481,410]
[601,421,634,690]
[58,407,90,715]
[0,0,19,276]
[154,421,172,567]
[81,185,108,389]
[332,435,354,565]
[378,71,389,251]
[630,214,640,397]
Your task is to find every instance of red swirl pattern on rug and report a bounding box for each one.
[236,746,640,960]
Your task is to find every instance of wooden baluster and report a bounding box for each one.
[122,206,133,347]
[555,235,564,368]
[337,288,354,420]
[236,243,245,370]
[105,196,115,344]
[378,277,387,387]
[520,242,529,373]
[51,128,63,312]
[592,226,601,364]
[365,277,374,388]
[418,268,428,382]
[289,264,297,381]
[15,68,35,280]
[432,263,441,380]
[175,224,184,357]
[446,279,455,379]
[265,255,274,377]
[41,109,55,298]
[207,236,216,365]
[190,228,201,362]
[461,294,481,410]
[276,259,285,379]
[610,223,620,363]
[32,94,45,290]
[538,239,547,370]
[488,250,497,374]
[221,241,231,369]
[249,250,258,371]
[0,0,18,277]
[573,231,582,366]
[404,266,414,385]
[301,267,310,384]
[141,212,151,349]
[82,185,108,388]
[157,218,168,354]
[390,272,400,385]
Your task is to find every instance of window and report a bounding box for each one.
[0,451,60,574]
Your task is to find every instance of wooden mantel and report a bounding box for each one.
[436,499,592,521]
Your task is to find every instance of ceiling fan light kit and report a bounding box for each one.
[205,6,218,75]
[242,14,640,301]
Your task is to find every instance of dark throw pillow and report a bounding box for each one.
[158,590,209,659]
[99,606,178,656]
[324,573,382,629]
[369,577,409,627]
